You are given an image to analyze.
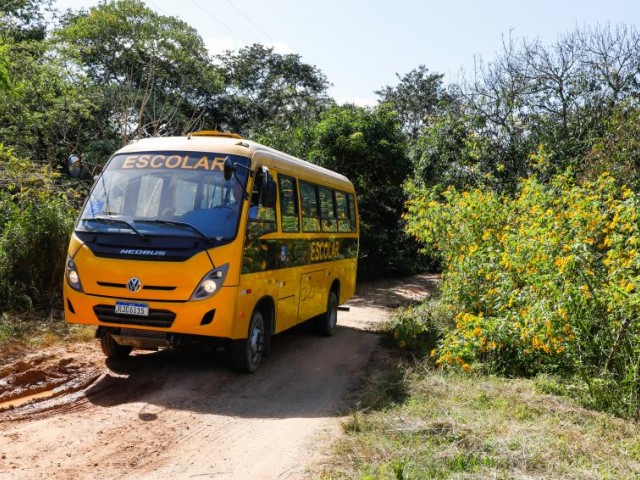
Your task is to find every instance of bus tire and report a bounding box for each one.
[232,310,264,373]
[100,333,133,359]
[316,289,338,337]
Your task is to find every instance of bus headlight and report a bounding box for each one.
[66,256,84,292]
[191,263,229,301]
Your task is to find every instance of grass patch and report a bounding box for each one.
[323,359,640,479]
[0,309,94,350]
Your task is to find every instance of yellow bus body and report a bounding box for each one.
[64,134,359,371]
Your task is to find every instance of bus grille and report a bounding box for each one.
[93,305,176,328]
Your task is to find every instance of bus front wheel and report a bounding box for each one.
[100,333,133,359]
[316,289,338,337]
[232,310,264,373]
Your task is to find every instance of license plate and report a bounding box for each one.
[115,302,149,317]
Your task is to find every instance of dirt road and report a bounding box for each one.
[0,274,436,479]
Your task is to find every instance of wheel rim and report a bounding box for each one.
[249,314,264,366]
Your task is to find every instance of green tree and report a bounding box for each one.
[310,104,413,278]
[584,103,640,190]
[0,145,76,309]
[0,0,53,42]
[460,25,640,187]
[216,44,331,136]
[57,0,222,148]
[376,65,450,142]
[414,101,498,191]
[0,44,10,91]
[0,39,97,165]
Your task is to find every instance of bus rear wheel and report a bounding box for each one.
[232,310,264,373]
[316,289,338,337]
[100,333,133,359]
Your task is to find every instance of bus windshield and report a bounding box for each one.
[77,152,251,241]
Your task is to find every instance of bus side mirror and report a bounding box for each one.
[223,157,235,181]
[68,154,84,178]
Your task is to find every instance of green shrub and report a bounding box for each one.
[405,151,640,417]
[0,199,75,309]
[0,145,77,310]
[387,299,454,357]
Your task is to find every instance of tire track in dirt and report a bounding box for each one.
[0,274,437,479]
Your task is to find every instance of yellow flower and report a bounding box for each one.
[462,363,471,372]
[554,256,571,273]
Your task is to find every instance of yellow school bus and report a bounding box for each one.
[64,131,359,372]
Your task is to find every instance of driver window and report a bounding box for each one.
[135,175,163,217]
[247,177,276,237]
[175,179,198,215]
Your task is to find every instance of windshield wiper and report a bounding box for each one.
[83,217,148,242]
[134,219,212,245]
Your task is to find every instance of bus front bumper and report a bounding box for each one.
[63,285,239,339]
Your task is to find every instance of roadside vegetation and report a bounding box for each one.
[2,0,640,432]
[323,350,640,479]
[320,303,640,478]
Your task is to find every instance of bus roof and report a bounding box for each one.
[116,135,355,192]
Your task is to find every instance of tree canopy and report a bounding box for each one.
[2,1,640,306]
[215,43,331,136]
[57,0,222,145]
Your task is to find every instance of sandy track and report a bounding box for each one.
[0,274,437,479]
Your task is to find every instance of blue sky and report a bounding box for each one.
[56,0,639,106]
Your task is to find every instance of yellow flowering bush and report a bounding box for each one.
[405,167,640,417]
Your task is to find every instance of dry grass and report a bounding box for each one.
[322,357,640,479]
[0,309,94,349]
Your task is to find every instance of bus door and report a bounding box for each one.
[274,174,301,331]
[298,268,326,322]
[296,181,327,323]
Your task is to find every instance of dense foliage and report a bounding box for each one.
[405,164,640,416]
[0,146,76,309]
[3,0,640,418]
[0,0,419,311]
[310,105,415,278]
[380,24,640,418]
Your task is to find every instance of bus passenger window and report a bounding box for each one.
[336,191,352,232]
[278,175,299,232]
[346,194,357,232]
[300,181,320,232]
[319,187,337,232]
